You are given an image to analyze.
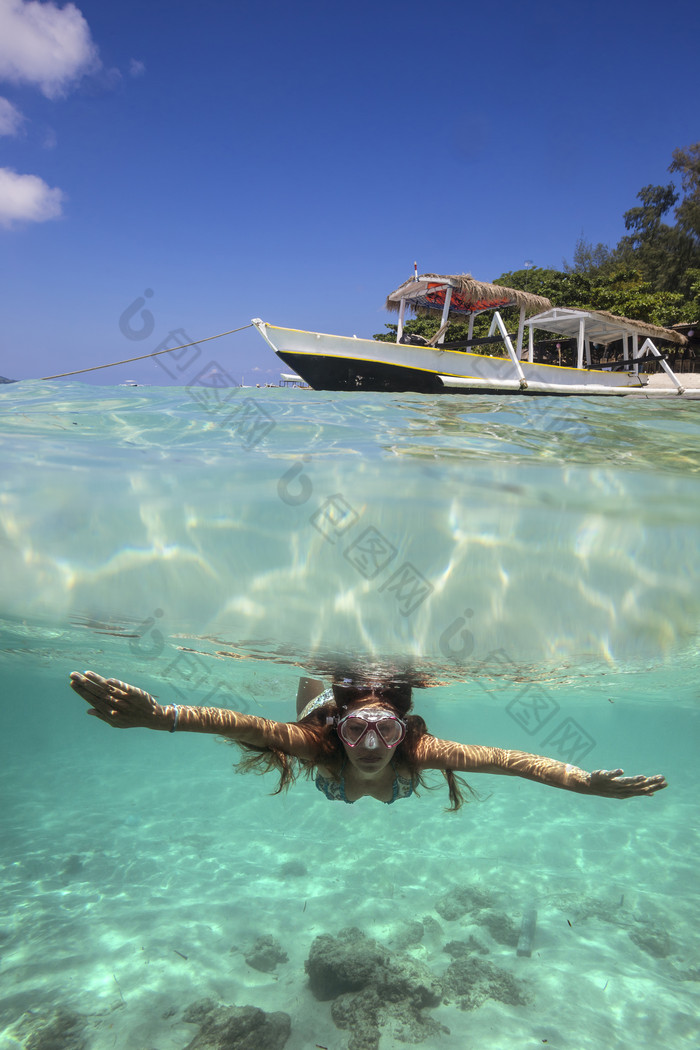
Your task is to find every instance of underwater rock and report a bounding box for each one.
[374,953,442,1009]
[332,985,447,1050]
[628,924,672,958]
[434,883,492,922]
[420,914,443,942]
[479,909,520,947]
[390,919,425,950]
[547,892,631,928]
[182,1000,221,1025]
[441,956,529,1011]
[5,1007,88,1050]
[244,935,289,972]
[305,928,388,1000]
[277,859,307,878]
[182,1001,291,1050]
[674,965,700,982]
[331,990,382,1050]
[59,854,86,880]
[306,928,443,1048]
[305,927,441,1006]
[443,937,489,959]
[434,888,519,949]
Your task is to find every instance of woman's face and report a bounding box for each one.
[337,702,401,775]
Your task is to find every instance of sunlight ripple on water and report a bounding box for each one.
[1,381,699,681]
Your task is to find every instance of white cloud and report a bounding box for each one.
[0,95,24,134]
[129,58,145,78]
[0,0,100,98]
[0,166,64,226]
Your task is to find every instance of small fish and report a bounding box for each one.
[173,949,188,960]
[567,920,572,927]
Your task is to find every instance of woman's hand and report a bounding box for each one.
[70,670,170,730]
[586,768,667,798]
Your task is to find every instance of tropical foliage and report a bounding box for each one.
[374,143,700,346]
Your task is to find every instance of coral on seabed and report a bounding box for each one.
[181,999,291,1050]
[1,1008,89,1050]
[443,937,489,958]
[306,927,444,1049]
[434,882,519,947]
[628,924,672,958]
[434,883,492,922]
[441,956,530,1011]
[305,923,529,1049]
[244,935,289,972]
[478,909,521,947]
[305,927,389,1001]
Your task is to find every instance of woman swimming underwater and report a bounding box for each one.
[68,671,667,809]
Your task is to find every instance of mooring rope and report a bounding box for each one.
[38,323,255,380]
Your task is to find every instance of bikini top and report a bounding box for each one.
[316,758,414,804]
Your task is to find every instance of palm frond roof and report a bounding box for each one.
[386,273,553,317]
[526,307,688,346]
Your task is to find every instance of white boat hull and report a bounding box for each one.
[251,322,683,397]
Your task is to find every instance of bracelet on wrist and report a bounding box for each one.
[170,705,180,733]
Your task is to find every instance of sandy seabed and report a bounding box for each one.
[1,727,698,1050]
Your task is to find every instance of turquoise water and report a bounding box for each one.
[1,381,699,1050]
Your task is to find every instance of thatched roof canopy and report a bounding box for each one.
[526,307,688,347]
[594,309,688,346]
[386,273,552,318]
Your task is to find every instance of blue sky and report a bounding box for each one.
[0,0,698,385]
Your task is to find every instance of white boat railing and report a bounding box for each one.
[525,307,686,391]
[636,338,685,393]
[489,310,527,387]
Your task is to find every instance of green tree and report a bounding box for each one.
[670,143,700,244]
[502,144,700,324]
[561,143,700,311]
[493,266,695,326]
[373,308,523,350]
[564,237,616,275]
[378,146,700,350]
[495,267,593,306]
[615,183,697,292]
[621,183,678,244]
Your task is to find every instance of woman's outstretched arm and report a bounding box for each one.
[417,736,667,799]
[69,671,314,757]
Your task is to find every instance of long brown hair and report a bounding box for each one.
[233,682,477,811]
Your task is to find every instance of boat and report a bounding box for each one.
[278,371,309,388]
[252,272,691,397]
